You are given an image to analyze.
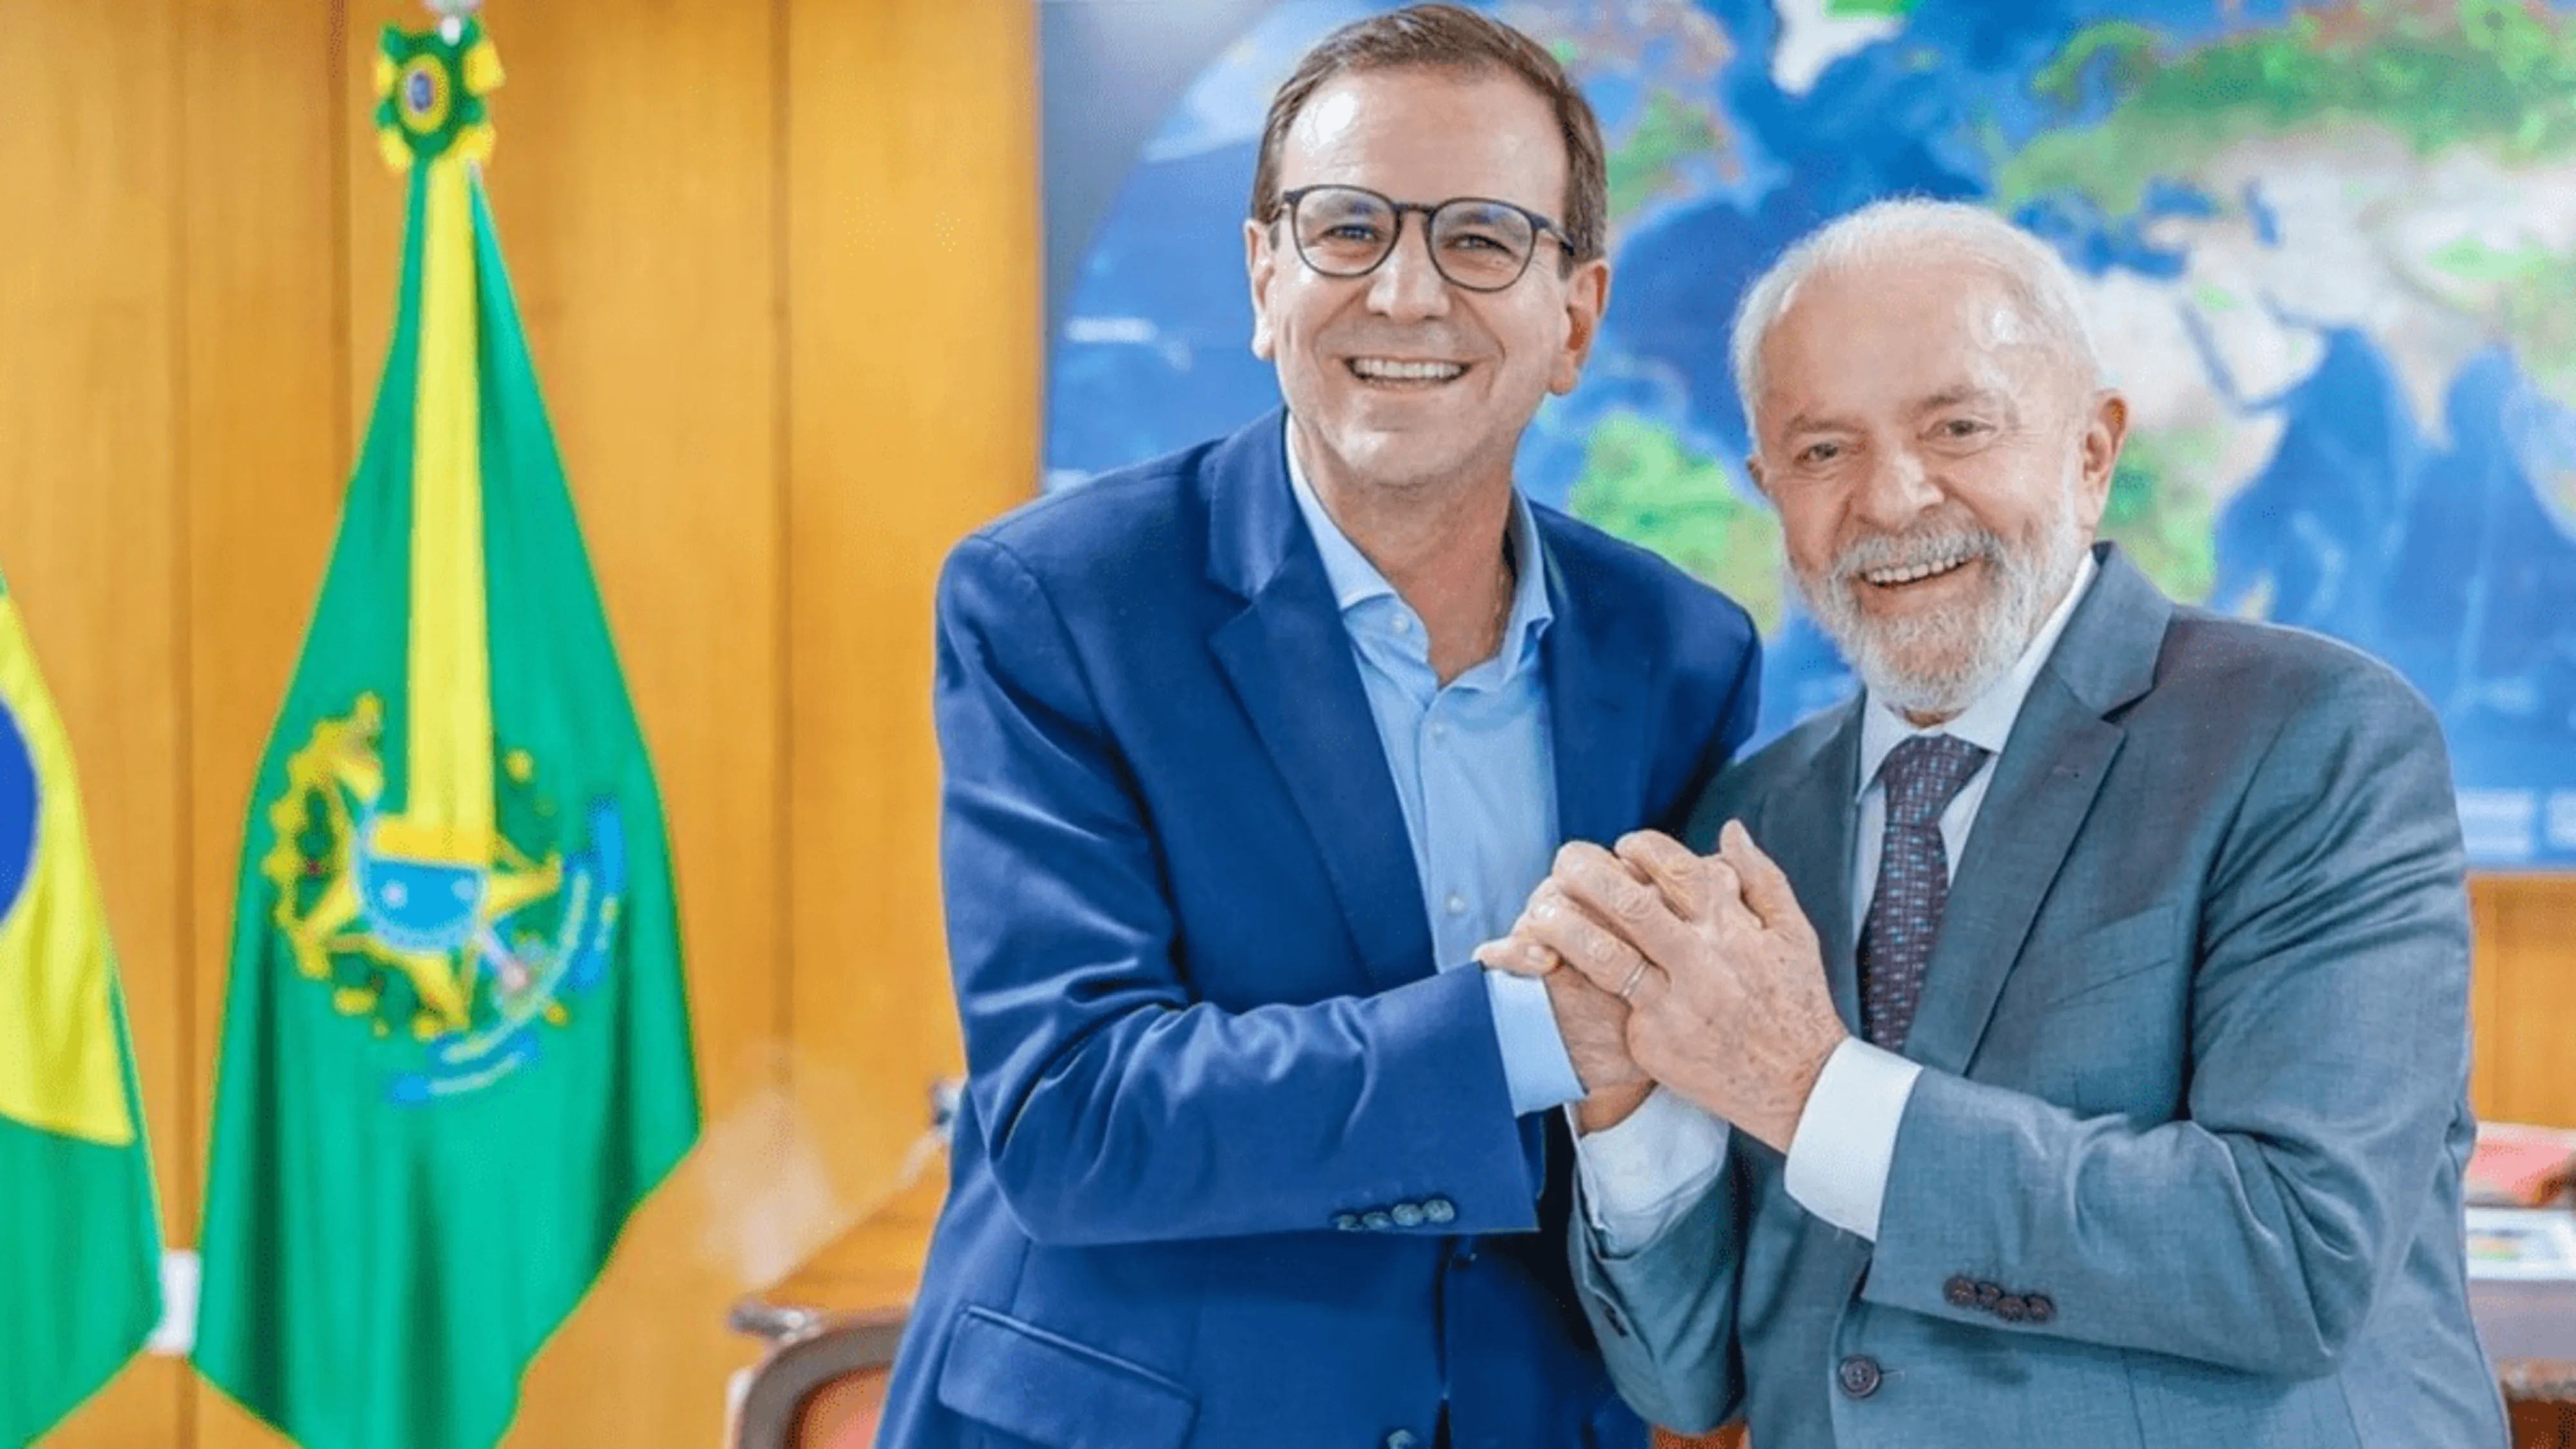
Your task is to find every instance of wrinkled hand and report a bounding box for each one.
[1475,908,1650,1134]
[1515,822,1846,1153]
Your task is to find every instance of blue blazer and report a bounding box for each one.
[877,412,1761,1449]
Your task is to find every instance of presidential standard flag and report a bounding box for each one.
[0,567,162,1445]
[192,20,701,1449]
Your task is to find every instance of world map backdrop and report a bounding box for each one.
[1039,0,2576,869]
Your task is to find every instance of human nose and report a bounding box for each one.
[1365,213,1451,321]
[1852,440,1940,527]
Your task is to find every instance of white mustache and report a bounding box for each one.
[1826,526,2003,584]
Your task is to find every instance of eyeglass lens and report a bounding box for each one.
[1291,186,1537,291]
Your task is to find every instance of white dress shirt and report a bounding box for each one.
[1577,551,2101,1251]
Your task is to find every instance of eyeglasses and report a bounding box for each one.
[1274,184,1566,293]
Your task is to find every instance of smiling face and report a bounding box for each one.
[1747,250,2126,718]
[1245,66,1608,508]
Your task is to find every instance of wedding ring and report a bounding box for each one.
[1616,960,1649,1001]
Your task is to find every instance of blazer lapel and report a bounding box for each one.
[1759,709,1865,1032]
[1204,414,1434,994]
[1539,516,1655,853]
[1899,545,2172,1077]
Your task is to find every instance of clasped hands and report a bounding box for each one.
[1473,821,1846,1150]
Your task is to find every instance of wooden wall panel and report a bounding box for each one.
[466,2,788,1445]
[0,0,191,1442]
[2,0,1035,1439]
[783,0,1036,1234]
[175,1,354,1446]
[2471,876,2576,1130]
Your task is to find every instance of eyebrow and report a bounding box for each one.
[1775,385,2018,440]
[1777,411,1854,439]
[1912,384,2012,415]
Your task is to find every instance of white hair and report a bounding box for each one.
[1728,198,2104,440]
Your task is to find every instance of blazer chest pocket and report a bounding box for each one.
[2025,904,2186,1010]
[936,1305,1198,1449]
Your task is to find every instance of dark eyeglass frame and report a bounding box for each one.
[1273,184,1569,293]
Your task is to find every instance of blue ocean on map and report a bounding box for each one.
[1045,0,2576,867]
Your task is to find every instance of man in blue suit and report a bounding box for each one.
[875,7,1761,1448]
[1495,201,2503,1447]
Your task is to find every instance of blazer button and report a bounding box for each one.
[1837,1356,1882,1399]
[1942,1275,1977,1308]
[1975,1282,2002,1309]
[1422,1197,1457,1224]
[2025,1294,2056,1324]
[1385,1432,1421,1449]
[1995,1296,2028,1323]
[1361,1211,1394,1231]
[1390,1202,1425,1228]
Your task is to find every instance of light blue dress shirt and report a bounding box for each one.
[1285,437,1586,1115]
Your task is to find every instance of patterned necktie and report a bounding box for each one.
[1857,733,1992,1051]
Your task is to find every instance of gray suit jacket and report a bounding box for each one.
[1575,545,2505,1448]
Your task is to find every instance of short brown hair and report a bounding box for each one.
[1247,4,1608,268]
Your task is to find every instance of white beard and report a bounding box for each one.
[1796,484,2087,719]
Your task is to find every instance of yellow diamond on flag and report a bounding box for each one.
[0,587,132,1147]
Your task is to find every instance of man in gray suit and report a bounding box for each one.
[1481,200,2505,1447]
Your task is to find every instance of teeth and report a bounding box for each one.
[1350,358,1464,382]
[1863,554,1971,586]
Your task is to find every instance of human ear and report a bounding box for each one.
[2076,389,2128,526]
[1245,219,1278,360]
[1548,257,1611,395]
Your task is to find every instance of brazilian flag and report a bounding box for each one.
[0,568,162,1444]
[191,19,701,1449]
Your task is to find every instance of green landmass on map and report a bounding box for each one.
[2425,235,2576,408]
[1605,89,1729,231]
[1567,412,1786,631]
[1997,0,2576,217]
[1828,0,1919,17]
[1991,0,2576,551]
[2099,428,2221,605]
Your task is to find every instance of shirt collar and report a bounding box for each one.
[1855,547,2100,799]
[1282,416,1555,676]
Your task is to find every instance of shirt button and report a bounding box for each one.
[1428,720,1450,742]
[1444,893,1467,916]
[1392,615,1414,635]
[1837,1355,1882,1398]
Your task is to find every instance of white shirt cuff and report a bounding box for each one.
[1484,968,1586,1115]
[1782,1038,1922,1242]
[1573,1087,1729,1256]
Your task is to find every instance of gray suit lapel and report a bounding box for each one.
[1900,545,2172,1077]
[1695,705,1866,1032]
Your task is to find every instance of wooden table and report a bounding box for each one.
[2474,1277,2576,1446]
[726,1164,947,1449]
[724,1173,2566,1449]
